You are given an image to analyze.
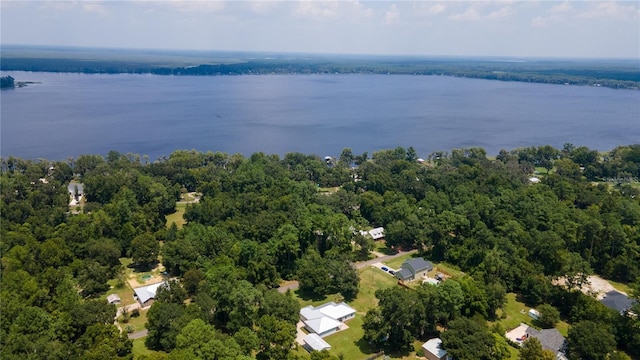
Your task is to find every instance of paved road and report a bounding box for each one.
[276,249,417,293]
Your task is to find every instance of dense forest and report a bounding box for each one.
[2,46,639,89]
[1,144,639,359]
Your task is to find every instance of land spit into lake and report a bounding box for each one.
[1,45,639,89]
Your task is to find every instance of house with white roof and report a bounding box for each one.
[133,282,166,307]
[360,227,385,240]
[300,301,356,338]
[303,333,331,352]
[422,338,449,360]
[106,294,121,305]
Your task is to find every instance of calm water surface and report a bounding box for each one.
[2,71,639,161]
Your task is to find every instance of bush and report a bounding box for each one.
[537,304,560,328]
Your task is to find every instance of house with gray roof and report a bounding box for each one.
[600,290,635,314]
[526,327,567,356]
[507,323,567,359]
[395,257,434,282]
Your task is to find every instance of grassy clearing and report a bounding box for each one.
[165,202,187,229]
[132,338,165,359]
[494,293,534,332]
[293,264,410,359]
[106,279,136,306]
[383,253,416,270]
[606,279,633,295]
[119,308,149,333]
[493,293,570,337]
[317,186,340,194]
[373,240,396,255]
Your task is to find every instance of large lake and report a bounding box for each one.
[2,71,639,161]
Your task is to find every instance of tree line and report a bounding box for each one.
[3,54,639,89]
[1,144,639,359]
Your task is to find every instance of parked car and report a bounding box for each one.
[388,270,395,275]
[381,266,389,272]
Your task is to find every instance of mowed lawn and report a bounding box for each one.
[132,338,164,358]
[165,202,187,229]
[293,265,403,359]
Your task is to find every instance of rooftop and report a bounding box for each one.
[304,315,342,334]
[600,290,635,313]
[303,333,331,352]
[133,282,166,304]
[422,338,447,358]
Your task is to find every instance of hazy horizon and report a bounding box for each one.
[2,1,639,59]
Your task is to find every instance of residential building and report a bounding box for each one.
[395,257,434,282]
[600,290,635,314]
[133,282,166,307]
[300,301,356,338]
[422,338,448,360]
[360,227,385,240]
[506,323,567,360]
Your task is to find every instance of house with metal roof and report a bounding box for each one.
[360,227,385,240]
[300,301,356,338]
[395,257,434,282]
[303,333,331,352]
[133,282,166,307]
[422,338,449,360]
[107,294,121,305]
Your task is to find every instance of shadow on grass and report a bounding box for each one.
[127,261,159,274]
[355,338,378,355]
[295,288,329,302]
[355,338,413,359]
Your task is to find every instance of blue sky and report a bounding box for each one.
[2,1,639,58]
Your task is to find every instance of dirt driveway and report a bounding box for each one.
[555,275,626,299]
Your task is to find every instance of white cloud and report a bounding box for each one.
[486,6,511,20]
[247,1,280,16]
[449,6,481,21]
[413,2,447,17]
[157,0,226,14]
[293,0,373,21]
[295,0,339,19]
[578,1,640,20]
[385,3,399,25]
[550,2,573,14]
[82,3,108,15]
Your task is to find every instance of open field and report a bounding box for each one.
[119,308,149,333]
[493,293,571,338]
[165,202,187,229]
[132,338,165,359]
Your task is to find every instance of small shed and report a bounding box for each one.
[303,333,331,352]
[107,294,121,305]
[528,308,540,320]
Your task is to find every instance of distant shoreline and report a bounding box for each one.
[2,46,638,90]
